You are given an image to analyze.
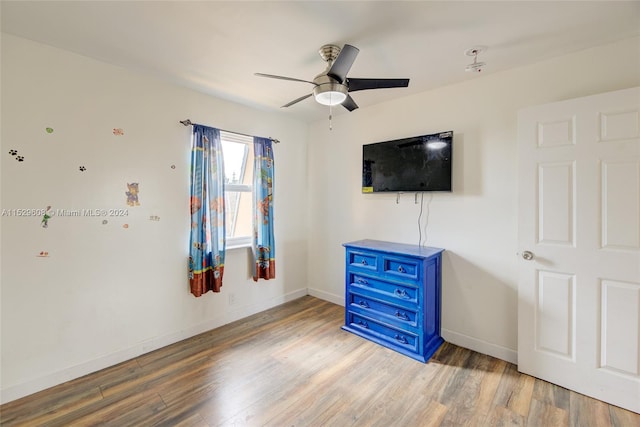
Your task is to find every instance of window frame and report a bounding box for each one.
[220,131,253,250]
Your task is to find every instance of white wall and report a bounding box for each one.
[0,34,309,403]
[306,37,640,363]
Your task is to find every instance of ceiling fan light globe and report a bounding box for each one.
[313,82,348,106]
[315,91,347,106]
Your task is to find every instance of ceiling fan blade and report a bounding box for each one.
[281,93,313,108]
[327,44,359,83]
[341,95,359,112]
[255,73,317,86]
[347,78,410,92]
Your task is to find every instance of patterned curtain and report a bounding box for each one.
[253,137,276,281]
[189,125,226,297]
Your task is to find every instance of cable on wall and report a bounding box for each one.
[417,193,424,246]
[417,192,434,247]
[422,192,433,247]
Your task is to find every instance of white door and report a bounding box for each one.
[518,87,640,413]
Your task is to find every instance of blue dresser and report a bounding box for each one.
[341,239,444,363]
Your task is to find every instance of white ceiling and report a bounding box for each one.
[2,1,639,123]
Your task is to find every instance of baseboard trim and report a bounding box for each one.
[307,287,344,306]
[441,328,517,364]
[224,288,309,324]
[0,287,309,404]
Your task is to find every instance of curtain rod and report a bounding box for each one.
[180,119,280,144]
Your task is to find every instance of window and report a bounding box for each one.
[221,131,254,248]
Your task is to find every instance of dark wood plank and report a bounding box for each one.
[532,376,571,412]
[609,405,640,427]
[570,390,613,427]
[527,398,569,427]
[479,406,527,427]
[492,362,536,417]
[0,385,104,426]
[0,359,140,426]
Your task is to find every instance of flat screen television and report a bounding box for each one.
[362,131,453,193]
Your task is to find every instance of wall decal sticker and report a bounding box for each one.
[8,150,23,161]
[149,215,160,221]
[102,220,108,225]
[45,127,54,134]
[123,223,129,229]
[171,165,176,169]
[37,251,50,257]
[41,206,53,228]
[125,183,140,206]
[113,128,124,136]
[79,166,86,172]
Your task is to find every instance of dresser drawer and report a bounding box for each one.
[348,312,419,353]
[348,292,418,328]
[349,273,419,306]
[383,256,420,282]
[347,249,379,271]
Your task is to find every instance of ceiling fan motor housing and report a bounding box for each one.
[313,74,348,105]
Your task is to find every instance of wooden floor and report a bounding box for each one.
[1,296,638,427]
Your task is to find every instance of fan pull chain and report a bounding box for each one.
[329,103,333,131]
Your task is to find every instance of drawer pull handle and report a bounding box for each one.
[359,300,370,308]
[356,278,368,285]
[395,311,409,321]
[361,259,368,266]
[357,320,369,329]
[394,334,408,344]
[394,289,409,299]
[397,266,406,273]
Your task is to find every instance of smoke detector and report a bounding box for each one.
[465,46,487,73]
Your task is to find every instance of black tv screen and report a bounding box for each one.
[362,131,453,193]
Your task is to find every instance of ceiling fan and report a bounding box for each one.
[255,44,410,112]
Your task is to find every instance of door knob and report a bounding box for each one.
[522,250,534,261]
